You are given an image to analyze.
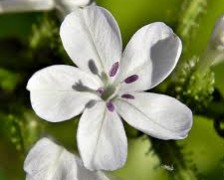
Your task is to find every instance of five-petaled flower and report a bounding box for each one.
[27,6,193,171]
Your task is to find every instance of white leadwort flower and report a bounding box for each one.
[0,0,54,13]
[24,138,109,180]
[0,0,93,16]
[27,6,193,171]
[208,15,224,65]
[210,15,224,51]
[196,15,224,71]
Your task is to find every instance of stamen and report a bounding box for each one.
[72,80,91,92]
[124,75,139,84]
[72,80,96,94]
[101,72,108,83]
[106,101,115,112]
[96,87,104,96]
[85,100,97,109]
[88,59,98,75]
[121,94,135,99]
[109,62,119,77]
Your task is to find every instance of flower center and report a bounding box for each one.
[89,60,120,101]
[73,60,137,111]
[97,84,119,101]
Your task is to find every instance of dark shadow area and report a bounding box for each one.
[150,35,179,87]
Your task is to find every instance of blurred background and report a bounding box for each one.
[0,0,224,179]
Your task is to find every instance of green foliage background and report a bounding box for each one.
[0,0,224,179]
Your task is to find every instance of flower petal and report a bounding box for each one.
[115,92,193,140]
[24,138,109,180]
[60,6,122,77]
[77,101,127,171]
[117,22,182,92]
[27,65,102,122]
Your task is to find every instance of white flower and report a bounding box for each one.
[27,6,193,171]
[208,15,224,65]
[210,15,224,51]
[0,0,92,16]
[24,137,109,180]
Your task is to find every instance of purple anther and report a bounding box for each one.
[106,101,115,112]
[124,75,139,84]
[109,62,119,77]
[121,94,135,99]
[96,87,104,96]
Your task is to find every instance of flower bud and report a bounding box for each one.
[210,15,224,51]
[200,15,224,67]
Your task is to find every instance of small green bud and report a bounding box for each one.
[172,57,215,112]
